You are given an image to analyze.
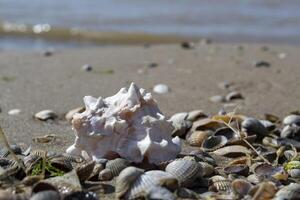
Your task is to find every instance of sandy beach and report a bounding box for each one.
[0,42,299,152]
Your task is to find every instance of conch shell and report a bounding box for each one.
[66,83,181,164]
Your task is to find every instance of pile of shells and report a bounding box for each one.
[1,111,300,200]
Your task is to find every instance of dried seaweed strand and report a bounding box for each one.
[0,126,25,171]
[222,118,271,165]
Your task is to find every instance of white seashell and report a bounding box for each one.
[8,109,21,115]
[35,110,57,121]
[66,83,181,164]
[153,84,170,94]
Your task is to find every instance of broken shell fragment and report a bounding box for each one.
[213,145,252,158]
[66,83,181,165]
[65,107,85,122]
[98,158,130,181]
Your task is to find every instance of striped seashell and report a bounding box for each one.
[202,135,228,152]
[61,153,84,163]
[126,170,178,200]
[49,156,73,172]
[209,175,231,192]
[115,166,144,199]
[99,158,130,181]
[165,159,202,187]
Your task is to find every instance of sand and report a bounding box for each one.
[0,42,299,151]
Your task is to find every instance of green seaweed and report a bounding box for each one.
[30,160,65,177]
[284,161,300,171]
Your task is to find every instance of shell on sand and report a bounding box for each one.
[115,167,144,199]
[66,83,181,165]
[165,159,202,187]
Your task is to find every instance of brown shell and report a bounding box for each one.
[75,160,95,182]
[231,179,253,197]
[186,130,213,147]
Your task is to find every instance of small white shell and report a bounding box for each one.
[153,84,170,94]
[35,110,56,121]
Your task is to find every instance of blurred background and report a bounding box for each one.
[1,0,300,50]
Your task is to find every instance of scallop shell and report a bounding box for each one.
[231,179,253,197]
[202,135,228,152]
[99,158,130,181]
[247,174,261,185]
[126,170,178,200]
[252,163,288,180]
[115,166,144,199]
[213,145,252,158]
[186,130,213,147]
[273,183,300,200]
[209,175,231,192]
[223,164,249,176]
[165,159,202,187]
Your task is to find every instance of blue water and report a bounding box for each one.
[1,0,300,49]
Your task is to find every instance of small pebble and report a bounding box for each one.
[153,84,170,94]
[146,62,158,68]
[181,41,195,49]
[225,91,243,101]
[253,60,271,68]
[35,110,57,121]
[210,95,226,103]
[42,49,54,57]
[278,53,287,59]
[8,109,21,115]
[81,64,93,72]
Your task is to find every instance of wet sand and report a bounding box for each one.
[0,42,299,151]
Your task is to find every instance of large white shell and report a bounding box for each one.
[66,83,181,164]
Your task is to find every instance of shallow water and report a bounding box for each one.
[1,0,300,49]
